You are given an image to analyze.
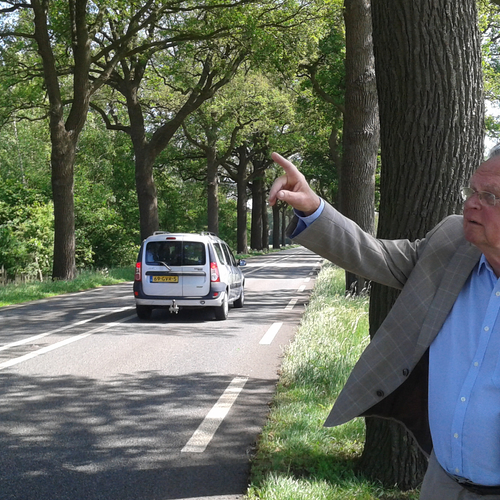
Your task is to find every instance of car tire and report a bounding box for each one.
[233,287,244,308]
[214,292,229,320]
[136,304,153,320]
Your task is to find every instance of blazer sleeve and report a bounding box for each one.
[289,201,429,290]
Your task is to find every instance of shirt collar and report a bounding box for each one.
[478,254,495,276]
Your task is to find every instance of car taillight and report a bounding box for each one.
[135,262,142,281]
[210,262,220,282]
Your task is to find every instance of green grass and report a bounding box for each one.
[246,263,420,500]
[0,267,134,307]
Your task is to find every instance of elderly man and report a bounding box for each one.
[269,151,500,499]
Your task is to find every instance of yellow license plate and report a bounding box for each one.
[151,275,178,283]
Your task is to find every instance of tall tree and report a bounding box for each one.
[0,0,175,279]
[341,0,379,294]
[360,0,484,489]
[91,0,325,240]
[299,2,379,294]
[181,100,252,235]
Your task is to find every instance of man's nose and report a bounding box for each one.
[465,191,483,208]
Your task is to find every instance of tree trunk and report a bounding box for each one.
[207,150,219,234]
[134,150,159,241]
[236,175,248,253]
[281,206,288,246]
[362,416,427,490]
[262,189,269,250]
[32,0,91,280]
[233,146,252,253]
[361,0,484,489]
[51,134,77,280]
[272,203,281,249]
[341,0,379,295]
[250,176,264,250]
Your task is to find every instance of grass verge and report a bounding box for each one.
[246,263,419,500]
[0,267,134,307]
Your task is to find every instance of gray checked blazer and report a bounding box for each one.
[290,201,482,455]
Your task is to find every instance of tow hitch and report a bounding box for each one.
[169,299,179,314]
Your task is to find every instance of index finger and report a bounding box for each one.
[271,152,301,179]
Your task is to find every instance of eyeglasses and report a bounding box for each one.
[461,187,500,207]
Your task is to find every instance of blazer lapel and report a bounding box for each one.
[417,242,481,350]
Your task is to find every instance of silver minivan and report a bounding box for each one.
[133,232,246,320]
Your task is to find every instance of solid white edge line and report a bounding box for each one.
[0,306,134,353]
[0,314,136,371]
[259,322,283,345]
[181,376,248,453]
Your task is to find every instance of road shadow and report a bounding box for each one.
[0,371,277,500]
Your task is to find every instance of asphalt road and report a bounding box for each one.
[0,247,322,500]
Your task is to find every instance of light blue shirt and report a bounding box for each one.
[429,255,500,485]
[290,199,325,237]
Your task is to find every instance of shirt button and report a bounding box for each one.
[485,326,490,332]
[496,291,500,297]
[454,433,459,439]
[474,362,479,367]
[461,397,466,402]
[455,468,460,474]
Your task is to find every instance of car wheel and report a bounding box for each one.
[136,304,152,320]
[214,292,229,320]
[233,287,244,308]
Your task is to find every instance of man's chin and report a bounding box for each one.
[463,225,481,246]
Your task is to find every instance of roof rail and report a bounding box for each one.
[200,231,218,237]
[153,231,170,235]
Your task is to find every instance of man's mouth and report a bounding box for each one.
[466,218,481,226]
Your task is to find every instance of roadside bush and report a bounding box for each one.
[0,180,54,279]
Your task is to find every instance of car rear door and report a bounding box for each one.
[142,239,183,297]
[180,239,210,297]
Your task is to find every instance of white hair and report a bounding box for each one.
[488,144,500,159]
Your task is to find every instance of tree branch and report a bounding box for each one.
[89,102,131,133]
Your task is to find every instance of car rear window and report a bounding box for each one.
[145,241,206,266]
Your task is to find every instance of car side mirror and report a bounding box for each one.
[238,259,246,266]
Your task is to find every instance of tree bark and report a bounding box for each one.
[361,0,484,489]
[250,175,264,250]
[134,151,159,241]
[51,135,77,280]
[235,150,250,253]
[207,149,219,234]
[262,189,269,250]
[272,203,281,249]
[341,0,379,295]
[280,206,288,246]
